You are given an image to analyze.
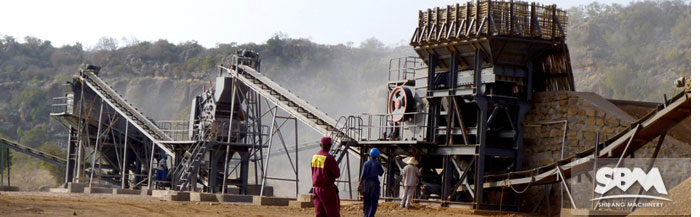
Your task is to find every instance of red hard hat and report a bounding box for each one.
[321,137,332,145]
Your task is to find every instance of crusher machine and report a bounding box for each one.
[344,0,573,209]
[170,49,265,194]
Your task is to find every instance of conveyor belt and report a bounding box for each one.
[0,136,66,168]
[219,65,360,158]
[79,70,175,157]
[481,89,690,189]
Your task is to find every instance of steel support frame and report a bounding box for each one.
[210,65,299,197]
[257,98,300,198]
[61,78,158,189]
[417,44,529,209]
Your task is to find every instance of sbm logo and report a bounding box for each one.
[592,167,671,201]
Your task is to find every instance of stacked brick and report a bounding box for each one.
[523,91,631,169]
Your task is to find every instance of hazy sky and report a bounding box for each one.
[2,0,635,48]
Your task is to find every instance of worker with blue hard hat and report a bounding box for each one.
[360,148,383,217]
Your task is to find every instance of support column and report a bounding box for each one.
[526,62,534,101]
[427,53,439,143]
[385,148,396,197]
[475,99,488,208]
[147,141,155,190]
[75,82,85,183]
[449,51,459,92]
[514,104,528,171]
[190,159,200,191]
[441,155,455,201]
[294,119,299,196]
[65,126,76,185]
[427,53,438,96]
[474,50,483,96]
[223,76,238,194]
[75,139,82,183]
[5,148,8,186]
[345,149,352,200]
[208,150,223,193]
[240,150,250,195]
[359,146,367,197]
[222,145,230,194]
[121,123,129,189]
[260,108,278,196]
[89,101,104,188]
[513,103,529,210]
[1,146,4,186]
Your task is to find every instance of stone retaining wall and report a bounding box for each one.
[518,91,690,214]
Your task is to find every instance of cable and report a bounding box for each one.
[506,171,534,194]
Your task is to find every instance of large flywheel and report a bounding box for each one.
[388,86,414,122]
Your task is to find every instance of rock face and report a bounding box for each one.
[520,91,690,214]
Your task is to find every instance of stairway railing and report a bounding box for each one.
[171,126,214,191]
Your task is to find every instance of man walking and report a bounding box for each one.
[401,157,420,208]
[360,148,383,217]
[311,137,341,217]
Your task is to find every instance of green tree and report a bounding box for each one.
[38,142,64,184]
[19,126,47,148]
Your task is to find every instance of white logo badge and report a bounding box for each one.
[592,167,671,201]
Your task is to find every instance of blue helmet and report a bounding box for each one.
[369,148,380,158]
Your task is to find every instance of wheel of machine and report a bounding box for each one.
[388,86,413,122]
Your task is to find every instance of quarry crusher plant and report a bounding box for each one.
[0,0,682,215]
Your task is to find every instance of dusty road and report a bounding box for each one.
[0,192,527,217]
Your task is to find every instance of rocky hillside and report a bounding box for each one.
[567,0,690,100]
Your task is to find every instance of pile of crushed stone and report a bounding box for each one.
[629,177,690,216]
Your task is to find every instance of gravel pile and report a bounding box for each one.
[629,177,690,216]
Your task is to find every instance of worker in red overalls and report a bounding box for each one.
[311,137,341,217]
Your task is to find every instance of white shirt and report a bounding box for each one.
[401,164,420,187]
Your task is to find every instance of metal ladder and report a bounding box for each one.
[78,70,175,156]
[171,125,215,191]
[172,140,210,191]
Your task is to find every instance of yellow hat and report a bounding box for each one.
[406,157,419,165]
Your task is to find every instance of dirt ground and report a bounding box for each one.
[0,192,528,217]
